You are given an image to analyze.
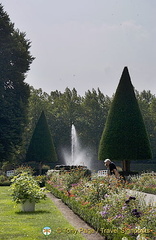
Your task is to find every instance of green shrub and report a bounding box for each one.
[15,166,34,175]
[35,175,47,187]
[1,161,14,172]
[0,175,11,186]
[10,172,47,204]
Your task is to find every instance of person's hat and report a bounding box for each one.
[104,159,111,163]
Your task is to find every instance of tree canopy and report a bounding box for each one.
[98,67,152,171]
[0,4,34,162]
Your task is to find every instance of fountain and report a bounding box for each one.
[62,124,92,170]
[71,124,80,165]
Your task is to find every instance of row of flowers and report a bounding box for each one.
[46,169,156,240]
[126,172,156,195]
[1,167,155,195]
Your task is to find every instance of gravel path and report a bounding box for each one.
[47,192,105,240]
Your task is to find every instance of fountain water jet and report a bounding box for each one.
[62,124,93,169]
[71,124,79,165]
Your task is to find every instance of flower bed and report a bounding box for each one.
[127,172,156,195]
[46,170,156,240]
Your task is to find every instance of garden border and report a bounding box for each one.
[46,183,129,240]
[47,192,105,240]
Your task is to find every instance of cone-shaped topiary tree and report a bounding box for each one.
[98,67,152,172]
[26,111,57,173]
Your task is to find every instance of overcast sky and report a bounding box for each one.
[1,0,156,96]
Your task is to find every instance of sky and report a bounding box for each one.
[1,0,156,97]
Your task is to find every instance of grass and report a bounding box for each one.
[0,186,86,240]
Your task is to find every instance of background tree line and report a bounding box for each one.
[20,87,111,164]
[18,87,156,167]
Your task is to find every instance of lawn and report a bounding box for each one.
[0,186,86,240]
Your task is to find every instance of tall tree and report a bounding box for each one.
[48,88,82,158]
[80,88,111,148]
[0,4,34,162]
[136,90,156,158]
[98,67,152,172]
[26,111,57,172]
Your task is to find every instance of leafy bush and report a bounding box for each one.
[1,161,14,172]
[10,172,47,204]
[35,175,47,187]
[14,166,34,175]
[0,175,11,186]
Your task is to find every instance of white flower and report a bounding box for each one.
[136,234,147,240]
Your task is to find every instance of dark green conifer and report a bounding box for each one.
[0,4,34,162]
[98,67,152,171]
[26,111,57,172]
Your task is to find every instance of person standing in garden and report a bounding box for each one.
[104,159,120,179]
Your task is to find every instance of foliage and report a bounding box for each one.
[46,172,156,239]
[1,161,15,172]
[14,165,34,175]
[22,84,156,168]
[47,168,89,192]
[127,172,156,194]
[64,169,90,191]
[46,183,114,238]
[0,4,34,162]
[42,164,50,170]
[26,111,58,166]
[80,88,111,148]
[136,90,156,159]
[24,86,156,170]
[10,172,47,203]
[0,175,11,186]
[98,67,152,171]
[23,87,111,163]
[35,175,47,187]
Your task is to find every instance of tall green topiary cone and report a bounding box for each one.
[98,67,152,171]
[26,111,57,173]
